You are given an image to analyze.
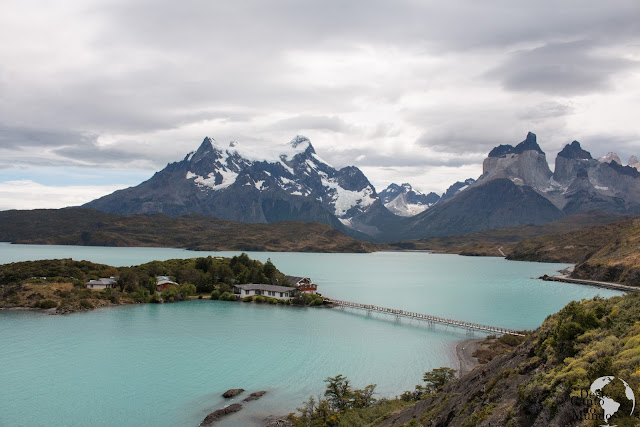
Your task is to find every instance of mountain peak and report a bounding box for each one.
[189,137,217,163]
[514,132,543,154]
[290,135,310,148]
[488,132,543,157]
[598,152,622,165]
[557,141,592,160]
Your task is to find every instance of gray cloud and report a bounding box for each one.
[323,148,481,169]
[270,115,354,133]
[488,40,639,95]
[1,0,639,197]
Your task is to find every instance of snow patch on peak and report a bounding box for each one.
[204,135,318,166]
[290,135,310,148]
[322,178,376,217]
[186,169,238,191]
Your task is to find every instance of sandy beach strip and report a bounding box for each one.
[455,338,483,376]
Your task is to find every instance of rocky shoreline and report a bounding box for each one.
[455,338,482,376]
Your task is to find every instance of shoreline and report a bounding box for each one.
[542,275,638,293]
[455,338,483,376]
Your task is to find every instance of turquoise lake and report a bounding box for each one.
[0,243,624,426]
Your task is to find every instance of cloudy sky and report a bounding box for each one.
[1,0,639,210]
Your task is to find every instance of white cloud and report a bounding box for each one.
[0,180,128,211]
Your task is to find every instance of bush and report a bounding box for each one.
[243,296,253,302]
[103,289,120,304]
[36,299,58,309]
[78,299,94,309]
[210,290,220,300]
[178,283,196,298]
[219,291,237,301]
[254,295,265,303]
[267,297,278,304]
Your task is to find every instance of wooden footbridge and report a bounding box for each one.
[324,298,525,337]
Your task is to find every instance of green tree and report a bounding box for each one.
[263,258,277,283]
[324,374,352,412]
[422,367,457,393]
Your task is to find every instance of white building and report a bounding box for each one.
[232,284,298,300]
[86,277,118,290]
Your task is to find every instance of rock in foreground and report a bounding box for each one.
[243,391,267,402]
[200,403,242,426]
[222,388,244,398]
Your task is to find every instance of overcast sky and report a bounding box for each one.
[1,0,639,210]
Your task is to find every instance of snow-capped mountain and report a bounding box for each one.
[84,136,398,236]
[379,183,440,217]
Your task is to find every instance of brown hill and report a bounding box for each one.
[509,217,640,285]
[0,209,375,253]
[389,211,629,257]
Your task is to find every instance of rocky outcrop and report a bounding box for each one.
[243,391,267,402]
[481,132,552,190]
[200,403,243,426]
[438,178,475,202]
[222,388,244,398]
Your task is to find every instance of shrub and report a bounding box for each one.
[210,290,220,300]
[220,291,237,301]
[267,297,278,304]
[178,283,196,298]
[254,295,265,303]
[37,299,58,309]
[243,296,253,302]
[78,299,94,309]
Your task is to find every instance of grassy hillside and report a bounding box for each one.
[509,217,640,286]
[286,293,640,426]
[377,292,640,426]
[0,208,375,253]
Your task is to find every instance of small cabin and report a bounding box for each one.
[156,276,179,293]
[233,284,298,300]
[286,276,318,294]
[86,277,118,290]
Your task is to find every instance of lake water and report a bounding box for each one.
[0,243,623,426]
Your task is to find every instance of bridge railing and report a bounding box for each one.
[324,298,524,337]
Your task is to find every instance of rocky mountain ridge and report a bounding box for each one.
[84,136,399,237]
[83,132,640,241]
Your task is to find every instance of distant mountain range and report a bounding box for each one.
[83,132,640,241]
[84,136,398,238]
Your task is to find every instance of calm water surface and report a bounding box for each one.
[0,243,623,426]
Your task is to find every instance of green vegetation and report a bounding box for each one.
[0,253,293,313]
[375,293,640,426]
[290,368,458,426]
[288,293,640,426]
[291,375,380,426]
[0,208,375,253]
[292,293,324,306]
